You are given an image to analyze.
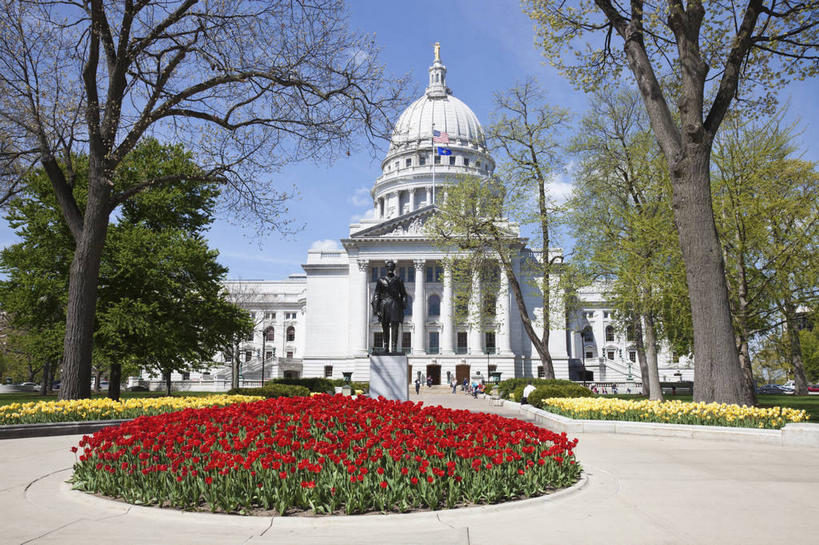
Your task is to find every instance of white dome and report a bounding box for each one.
[389,94,486,151]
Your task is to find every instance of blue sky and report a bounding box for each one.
[1,0,816,281]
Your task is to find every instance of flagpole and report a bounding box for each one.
[431,123,436,206]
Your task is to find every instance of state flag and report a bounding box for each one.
[437,147,452,156]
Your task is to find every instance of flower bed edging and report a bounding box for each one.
[0,419,133,440]
[59,470,590,521]
[519,404,819,447]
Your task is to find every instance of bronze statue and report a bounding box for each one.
[371,260,408,354]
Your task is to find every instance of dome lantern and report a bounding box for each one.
[426,42,450,99]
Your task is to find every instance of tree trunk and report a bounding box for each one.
[58,167,112,400]
[231,339,240,390]
[732,249,758,405]
[735,333,757,405]
[668,149,749,404]
[164,370,172,396]
[500,256,554,378]
[784,299,809,396]
[108,363,122,401]
[643,312,664,401]
[632,314,651,397]
[39,359,50,396]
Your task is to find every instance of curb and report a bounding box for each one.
[58,471,589,522]
[0,419,132,440]
[519,404,819,448]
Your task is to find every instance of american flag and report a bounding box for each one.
[433,130,449,144]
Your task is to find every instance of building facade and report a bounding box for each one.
[136,47,692,390]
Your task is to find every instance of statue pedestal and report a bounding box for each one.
[369,354,409,401]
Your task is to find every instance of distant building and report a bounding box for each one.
[133,46,692,390]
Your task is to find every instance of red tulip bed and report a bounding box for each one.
[70,395,581,515]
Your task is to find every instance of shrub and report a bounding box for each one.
[528,384,595,408]
[265,377,334,393]
[227,384,310,398]
[497,378,577,400]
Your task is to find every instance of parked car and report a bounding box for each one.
[757,384,789,394]
[807,384,819,393]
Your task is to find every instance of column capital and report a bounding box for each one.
[413,259,426,271]
[357,259,369,272]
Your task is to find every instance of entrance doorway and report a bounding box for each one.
[455,364,470,384]
[283,370,300,379]
[426,364,441,385]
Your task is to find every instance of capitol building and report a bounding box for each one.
[136,48,693,390]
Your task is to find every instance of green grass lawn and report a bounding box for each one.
[0,390,217,407]
[603,393,819,422]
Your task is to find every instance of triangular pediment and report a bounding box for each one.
[351,205,436,239]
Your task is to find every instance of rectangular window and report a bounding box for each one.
[264,311,276,320]
[265,351,273,361]
[603,311,610,319]
[435,266,443,282]
[405,158,412,168]
[449,156,455,165]
[463,157,469,167]
[324,365,333,378]
[585,351,594,359]
[371,267,378,282]
[245,330,254,342]
[286,351,293,359]
[426,266,433,283]
[245,351,252,362]
[456,332,468,354]
[402,332,411,353]
[408,266,415,283]
[398,266,406,282]
[484,332,496,354]
[607,350,615,360]
[428,332,439,354]
[182,372,191,381]
[394,161,399,170]
[374,332,384,350]
[434,155,440,165]
[537,366,545,378]
[628,351,636,362]
[419,156,426,166]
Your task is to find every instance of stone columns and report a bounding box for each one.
[350,259,369,357]
[440,263,454,354]
[412,259,425,354]
[409,188,416,212]
[426,187,433,207]
[468,269,482,354]
[497,268,512,354]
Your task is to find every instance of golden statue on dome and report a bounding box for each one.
[434,42,440,62]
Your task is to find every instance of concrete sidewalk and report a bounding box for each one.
[1,392,817,545]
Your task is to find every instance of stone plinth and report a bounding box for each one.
[369,354,409,401]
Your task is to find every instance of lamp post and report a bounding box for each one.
[261,330,266,386]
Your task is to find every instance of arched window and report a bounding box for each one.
[582,326,594,343]
[264,327,275,342]
[428,294,440,317]
[286,326,295,342]
[404,295,413,316]
[605,325,614,342]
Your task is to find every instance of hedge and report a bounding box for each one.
[264,378,335,393]
[227,384,310,398]
[527,384,595,408]
[497,378,578,400]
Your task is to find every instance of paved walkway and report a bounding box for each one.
[1,391,818,545]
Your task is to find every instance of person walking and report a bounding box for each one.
[451,378,457,394]
[415,378,420,395]
[427,375,433,388]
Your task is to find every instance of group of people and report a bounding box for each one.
[414,375,434,394]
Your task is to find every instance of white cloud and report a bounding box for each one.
[309,239,342,251]
[350,208,377,224]
[547,168,575,204]
[349,186,372,208]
